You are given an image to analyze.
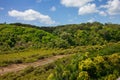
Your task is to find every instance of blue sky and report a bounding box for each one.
[0,0,120,26]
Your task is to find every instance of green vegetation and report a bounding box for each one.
[1,42,120,80]
[0,22,120,80]
[48,42,120,80]
[0,24,67,54]
[53,22,120,46]
[0,49,61,66]
[0,47,80,67]
[0,22,120,54]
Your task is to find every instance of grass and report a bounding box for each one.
[0,42,119,67]
[0,47,79,67]
[0,48,63,67]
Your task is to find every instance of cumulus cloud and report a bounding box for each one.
[50,6,56,11]
[61,0,120,16]
[8,9,55,24]
[61,0,94,7]
[78,4,98,15]
[60,0,99,15]
[100,0,120,15]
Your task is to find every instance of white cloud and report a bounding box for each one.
[0,7,4,10]
[8,9,55,24]
[61,0,120,16]
[78,4,98,15]
[100,0,120,15]
[61,0,94,7]
[60,0,101,16]
[50,6,56,11]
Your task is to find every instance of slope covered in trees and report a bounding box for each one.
[0,22,120,54]
[53,22,120,46]
[0,22,120,80]
[0,24,67,54]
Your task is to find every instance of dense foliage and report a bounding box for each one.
[53,22,120,46]
[0,22,120,54]
[47,43,120,80]
[0,24,67,54]
[0,22,120,80]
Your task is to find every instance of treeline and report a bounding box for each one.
[53,22,120,46]
[9,23,56,33]
[0,22,120,54]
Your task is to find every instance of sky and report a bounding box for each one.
[0,0,120,26]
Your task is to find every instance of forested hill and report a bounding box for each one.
[0,22,120,54]
[0,24,66,54]
[0,22,120,80]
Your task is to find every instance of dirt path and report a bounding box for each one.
[0,55,67,76]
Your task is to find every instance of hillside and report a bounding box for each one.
[0,22,120,54]
[0,22,120,80]
[0,24,67,54]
